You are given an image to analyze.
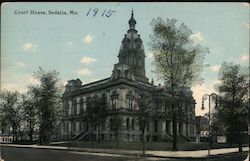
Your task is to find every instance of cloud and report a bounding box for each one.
[190,32,204,42]
[77,68,92,76]
[146,52,154,59]
[27,76,40,85]
[211,65,221,72]
[240,54,249,61]
[16,62,27,67]
[80,56,96,64]
[66,41,73,47]
[242,3,249,8]
[23,42,37,52]
[83,34,93,44]
[1,83,28,94]
[246,24,250,29]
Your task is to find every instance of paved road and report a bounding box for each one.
[1,146,167,161]
[1,145,248,161]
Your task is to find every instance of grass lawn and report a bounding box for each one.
[50,141,246,151]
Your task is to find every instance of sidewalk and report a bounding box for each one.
[1,143,249,159]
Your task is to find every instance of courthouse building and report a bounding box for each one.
[59,12,197,142]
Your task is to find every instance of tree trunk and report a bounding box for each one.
[12,125,15,143]
[98,125,101,143]
[29,117,33,142]
[29,128,33,142]
[142,129,145,155]
[39,129,42,145]
[237,129,242,152]
[90,127,94,147]
[29,121,33,142]
[172,110,177,151]
[115,131,119,148]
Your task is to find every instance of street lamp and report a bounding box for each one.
[201,93,218,156]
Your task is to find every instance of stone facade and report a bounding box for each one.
[59,11,197,142]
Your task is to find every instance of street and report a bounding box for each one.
[1,145,248,161]
[1,146,166,161]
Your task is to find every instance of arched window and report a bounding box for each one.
[126,91,134,110]
[110,90,118,110]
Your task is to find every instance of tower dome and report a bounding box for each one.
[112,10,148,83]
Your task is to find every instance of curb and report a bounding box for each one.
[1,144,248,160]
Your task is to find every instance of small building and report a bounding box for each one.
[196,116,209,142]
[59,11,197,142]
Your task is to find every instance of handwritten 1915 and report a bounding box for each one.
[86,8,116,17]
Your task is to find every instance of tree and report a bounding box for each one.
[85,96,99,146]
[29,67,63,144]
[96,94,108,143]
[21,92,37,142]
[85,94,108,144]
[109,114,124,148]
[214,62,249,152]
[149,18,208,150]
[0,90,23,142]
[136,91,154,155]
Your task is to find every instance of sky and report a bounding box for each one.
[1,2,249,116]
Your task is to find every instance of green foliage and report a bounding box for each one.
[149,18,209,90]
[149,17,208,150]
[214,62,249,149]
[85,94,108,144]
[86,95,108,128]
[136,91,154,132]
[215,62,248,128]
[136,91,154,154]
[109,114,124,148]
[21,92,38,142]
[0,90,23,140]
[29,67,63,143]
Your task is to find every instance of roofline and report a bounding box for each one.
[81,77,111,88]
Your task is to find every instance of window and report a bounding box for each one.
[102,121,106,130]
[73,122,76,132]
[76,100,80,115]
[80,98,84,113]
[76,122,79,132]
[132,119,135,130]
[166,120,168,132]
[110,118,113,130]
[127,134,130,141]
[68,101,71,115]
[138,58,142,66]
[126,118,130,130]
[126,98,133,110]
[179,123,182,135]
[110,91,118,109]
[146,122,149,131]
[126,91,134,110]
[73,100,77,115]
[111,98,117,109]
[154,120,158,132]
